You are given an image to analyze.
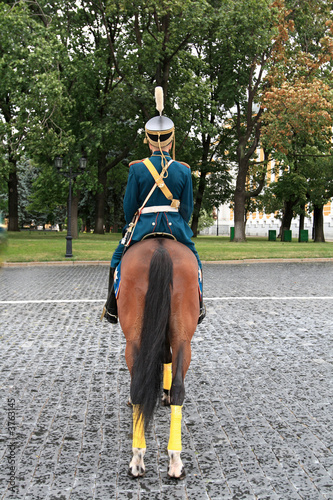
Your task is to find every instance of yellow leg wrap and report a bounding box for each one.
[132,405,146,449]
[163,363,172,391]
[167,405,182,451]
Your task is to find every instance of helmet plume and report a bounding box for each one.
[155,86,164,116]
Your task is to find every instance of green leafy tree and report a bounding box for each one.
[261,0,333,241]
[193,0,282,242]
[181,13,235,237]
[17,158,40,227]
[105,163,128,232]
[0,1,71,230]
[27,163,67,228]
[38,0,210,234]
[303,148,333,242]
[102,0,214,234]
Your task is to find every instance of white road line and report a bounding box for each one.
[0,297,333,304]
[205,296,333,300]
[0,299,105,304]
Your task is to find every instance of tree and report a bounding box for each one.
[261,0,333,241]
[27,163,67,228]
[17,158,40,227]
[182,11,234,237]
[0,1,70,230]
[40,0,211,234]
[304,149,333,242]
[197,0,283,242]
[102,0,212,234]
[1,0,213,234]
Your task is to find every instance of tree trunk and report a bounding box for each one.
[313,205,325,242]
[280,200,294,241]
[298,212,304,242]
[8,167,19,231]
[94,160,107,234]
[71,188,80,239]
[111,188,123,233]
[234,189,246,242]
[233,150,247,242]
[191,134,211,237]
[191,170,207,237]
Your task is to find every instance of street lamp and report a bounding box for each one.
[55,156,87,257]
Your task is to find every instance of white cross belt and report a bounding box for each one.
[141,205,179,214]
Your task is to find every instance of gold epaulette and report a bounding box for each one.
[129,159,145,167]
[178,161,191,169]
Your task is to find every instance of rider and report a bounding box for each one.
[102,87,205,325]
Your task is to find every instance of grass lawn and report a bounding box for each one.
[1,231,120,263]
[1,230,333,263]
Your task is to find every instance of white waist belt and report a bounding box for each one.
[141,205,179,214]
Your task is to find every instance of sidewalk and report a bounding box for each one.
[1,263,333,499]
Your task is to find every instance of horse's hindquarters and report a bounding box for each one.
[117,238,199,479]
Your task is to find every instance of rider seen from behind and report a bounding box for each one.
[101,87,206,326]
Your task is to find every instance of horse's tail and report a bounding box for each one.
[130,243,173,428]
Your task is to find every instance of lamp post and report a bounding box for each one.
[55,156,87,257]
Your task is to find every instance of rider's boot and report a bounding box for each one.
[101,267,118,324]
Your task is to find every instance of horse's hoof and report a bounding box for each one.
[167,466,186,480]
[161,393,171,406]
[129,448,146,478]
[168,450,185,479]
[128,466,145,478]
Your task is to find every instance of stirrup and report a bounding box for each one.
[101,305,118,324]
[198,303,206,325]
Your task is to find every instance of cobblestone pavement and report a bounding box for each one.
[0,262,333,500]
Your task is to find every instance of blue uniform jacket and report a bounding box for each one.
[124,151,194,243]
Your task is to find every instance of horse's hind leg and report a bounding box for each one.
[167,343,191,480]
[128,404,146,478]
[168,406,185,479]
[125,341,146,478]
[162,337,172,406]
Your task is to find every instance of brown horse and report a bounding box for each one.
[117,237,199,479]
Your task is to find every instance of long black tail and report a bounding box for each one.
[130,242,173,428]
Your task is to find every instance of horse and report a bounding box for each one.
[116,237,199,479]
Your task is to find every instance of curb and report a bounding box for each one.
[202,257,333,264]
[1,260,110,268]
[2,258,333,268]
